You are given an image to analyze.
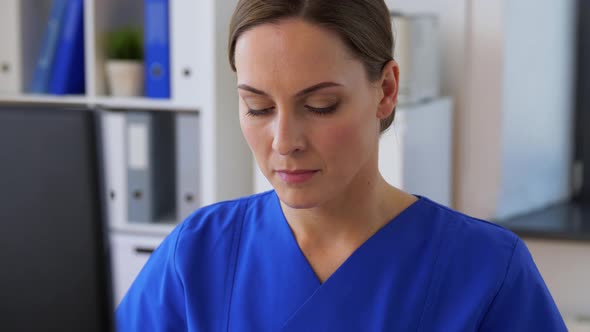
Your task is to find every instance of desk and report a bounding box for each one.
[498,201,590,242]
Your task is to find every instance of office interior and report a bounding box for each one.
[0,0,588,330]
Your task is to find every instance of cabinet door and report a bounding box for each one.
[110,232,166,306]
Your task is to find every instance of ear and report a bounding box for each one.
[376,60,399,120]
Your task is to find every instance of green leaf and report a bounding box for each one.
[106,27,144,60]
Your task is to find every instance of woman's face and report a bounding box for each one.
[234,19,394,209]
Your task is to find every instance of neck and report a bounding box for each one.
[280,166,409,246]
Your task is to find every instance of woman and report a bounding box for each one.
[116,0,566,330]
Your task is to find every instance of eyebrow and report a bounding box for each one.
[237,82,342,98]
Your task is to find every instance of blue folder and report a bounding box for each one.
[144,0,170,99]
[30,0,68,93]
[49,0,85,95]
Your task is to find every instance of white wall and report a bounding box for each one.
[385,1,468,212]
[386,0,507,218]
[497,0,576,219]
[388,0,585,319]
[466,0,576,220]
[460,0,505,218]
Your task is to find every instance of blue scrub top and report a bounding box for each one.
[116,191,566,331]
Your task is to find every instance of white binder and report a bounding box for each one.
[100,109,128,229]
[126,112,154,223]
[175,112,201,221]
[0,1,54,94]
[170,0,211,107]
[0,0,22,93]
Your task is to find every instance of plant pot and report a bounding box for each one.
[105,60,144,97]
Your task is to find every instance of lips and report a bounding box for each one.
[276,169,319,184]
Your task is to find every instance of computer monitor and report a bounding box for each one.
[0,106,113,331]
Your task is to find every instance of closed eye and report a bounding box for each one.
[246,107,274,117]
[246,103,339,117]
[305,103,339,115]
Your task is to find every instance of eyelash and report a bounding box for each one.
[246,103,339,117]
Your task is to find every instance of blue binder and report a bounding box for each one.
[49,0,85,95]
[30,0,68,93]
[144,0,170,99]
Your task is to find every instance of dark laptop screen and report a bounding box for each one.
[0,107,113,331]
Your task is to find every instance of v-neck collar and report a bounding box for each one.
[227,191,430,331]
[271,191,425,286]
[270,192,441,331]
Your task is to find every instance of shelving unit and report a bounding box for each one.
[2,0,254,206]
[1,0,252,204]
[1,0,250,305]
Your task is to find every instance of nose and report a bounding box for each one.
[271,109,306,156]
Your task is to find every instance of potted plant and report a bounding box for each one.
[105,27,144,96]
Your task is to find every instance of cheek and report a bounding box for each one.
[240,117,272,164]
[241,120,261,152]
[315,119,366,163]
[314,105,377,168]
[239,101,264,153]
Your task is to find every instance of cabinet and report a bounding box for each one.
[110,232,166,305]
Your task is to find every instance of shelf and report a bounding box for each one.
[0,94,88,107]
[92,96,198,112]
[110,223,177,237]
[0,94,199,112]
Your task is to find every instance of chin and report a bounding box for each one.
[274,186,323,210]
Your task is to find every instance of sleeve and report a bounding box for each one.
[478,238,567,331]
[115,223,187,331]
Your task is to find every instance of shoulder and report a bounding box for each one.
[416,197,565,329]
[418,196,520,263]
[416,197,522,306]
[181,190,274,230]
[115,192,276,330]
[173,190,275,257]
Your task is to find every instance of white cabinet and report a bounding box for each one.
[380,97,453,206]
[110,232,166,306]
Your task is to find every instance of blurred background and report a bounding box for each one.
[0,0,588,330]
[386,1,590,329]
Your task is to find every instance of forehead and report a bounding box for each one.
[234,19,364,91]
